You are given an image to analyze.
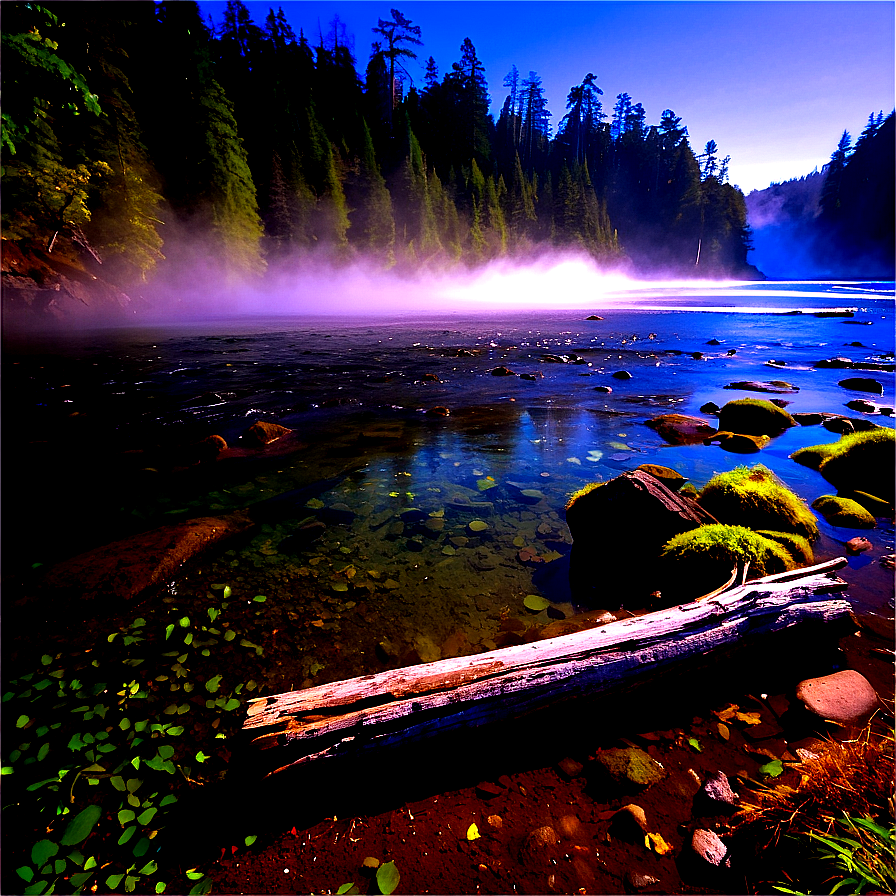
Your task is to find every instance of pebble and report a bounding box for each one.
[846,536,872,554]
[690,828,731,868]
[557,814,585,841]
[796,669,880,725]
[625,870,661,891]
[612,370,633,380]
[558,757,584,779]
[699,770,739,810]
[611,804,649,841]
[519,825,560,865]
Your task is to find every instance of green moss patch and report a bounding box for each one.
[660,524,795,599]
[717,399,796,436]
[811,495,877,529]
[756,530,814,565]
[636,464,686,491]
[791,429,894,500]
[698,465,819,539]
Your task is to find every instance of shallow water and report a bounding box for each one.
[4,281,894,689]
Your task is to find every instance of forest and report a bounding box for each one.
[2,1,779,300]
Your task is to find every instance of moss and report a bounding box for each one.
[840,490,895,517]
[717,399,796,436]
[661,524,795,598]
[680,483,699,499]
[698,465,819,540]
[792,428,894,500]
[811,495,877,529]
[565,480,603,513]
[757,530,814,565]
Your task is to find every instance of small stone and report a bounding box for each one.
[558,757,584,779]
[690,828,731,868]
[699,771,739,810]
[594,747,666,791]
[476,780,503,799]
[486,815,503,830]
[846,536,872,554]
[611,804,649,841]
[519,826,560,865]
[557,814,585,841]
[700,402,721,414]
[625,870,662,892]
[490,366,515,376]
[594,384,613,393]
[707,338,722,346]
[585,314,604,320]
[426,406,450,417]
[796,670,880,725]
[244,420,292,445]
[612,370,633,380]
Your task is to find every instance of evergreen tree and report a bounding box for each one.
[558,73,603,165]
[371,8,422,126]
[819,130,852,219]
[519,71,550,170]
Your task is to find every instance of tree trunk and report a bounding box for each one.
[243,559,852,774]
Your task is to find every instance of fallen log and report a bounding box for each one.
[243,558,852,774]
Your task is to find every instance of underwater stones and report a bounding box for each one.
[724,380,799,394]
[811,495,876,528]
[822,415,854,434]
[244,420,292,445]
[796,670,879,726]
[420,373,441,382]
[593,747,666,792]
[468,519,489,534]
[716,398,796,436]
[705,431,770,453]
[791,428,895,499]
[706,338,722,346]
[635,464,687,491]
[612,370,633,380]
[557,757,584,780]
[645,413,717,445]
[278,521,327,551]
[697,465,818,539]
[839,377,884,394]
[320,503,356,525]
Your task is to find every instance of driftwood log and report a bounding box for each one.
[243,559,852,774]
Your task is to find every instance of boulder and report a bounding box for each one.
[613,370,633,380]
[635,464,687,491]
[42,511,255,602]
[791,428,894,499]
[700,402,721,414]
[519,825,560,866]
[795,670,880,725]
[839,377,884,394]
[823,416,854,435]
[811,495,876,529]
[697,771,739,812]
[705,431,770,453]
[716,399,796,436]
[660,524,795,601]
[846,398,878,413]
[839,490,894,517]
[490,365,514,376]
[697,465,818,539]
[792,412,824,426]
[244,421,292,445]
[756,530,814,565]
[610,804,650,841]
[565,470,718,603]
[594,384,613,393]
[645,413,717,445]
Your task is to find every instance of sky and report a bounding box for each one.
[199,1,895,195]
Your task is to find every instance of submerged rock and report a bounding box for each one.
[635,464,687,491]
[645,413,716,445]
[724,380,799,394]
[839,377,884,394]
[244,420,292,445]
[705,431,770,453]
[613,370,633,380]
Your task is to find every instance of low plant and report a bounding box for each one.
[2,583,264,895]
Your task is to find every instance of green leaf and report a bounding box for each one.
[523,594,550,612]
[759,759,784,778]
[139,860,158,875]
[205,675,222,694]
[377,860,400,895]
[41,655,53,666]
[160,794,177,807]
[244,835,257,846]
[111,776,126,792]
[137,807,157,825]
[117,826,136,846]
[185,871,204,880]
[17,866,35,883]
[133,837,150,857]
[167,726,184,736]
[195,751,210,763]
[188,878,212,896]
[158,745,175,760]
[16,714,30,728]
[337,885,357,895]
[84,856,97,870]
[155,883,167,894]
[165,625,174,641]
[126,778,142,793]
[118,809,136,825]
[224,630,236,642]
[68,733,85,751]
[24,882,48,896]
[222,585,232,599]
[60,805,102,845]
[106,873,124,890]
[32,840,59,867]
[54,858,67,874]
[37,743,49,761]
[253,595,267,602]
[223,698,241,711]
[2,766,14,775]
[178,617,190,628]
[687,737,703,752]
[125,875,139,892]
[70,871,93,888]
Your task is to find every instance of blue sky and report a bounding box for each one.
[200,1,895,194]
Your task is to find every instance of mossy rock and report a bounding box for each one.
[635,464,686,491]
[811,496,876,529]
[791,429,894,499]
[756,530,814,565]
[660,524,795,599]
[593,747,667,792]
[565,480,604,512]
[697,465,819,539]
[838,490,895,518]
[679,483,699,499]
[708,431,770,453]
[717,399,796,436]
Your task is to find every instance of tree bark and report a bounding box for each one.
[243,559,852,774]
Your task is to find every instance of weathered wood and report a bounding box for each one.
[243,559,852,774]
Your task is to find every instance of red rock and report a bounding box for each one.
[846,536,872,554]
[244,421,292,445]
[796,670,880,725]
[690,828,730,868]
[645,413,717,445]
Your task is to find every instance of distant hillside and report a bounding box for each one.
[746,112,895,280]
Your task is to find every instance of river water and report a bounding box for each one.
[4,279,894,689]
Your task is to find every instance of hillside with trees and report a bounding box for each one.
[745,111,895,280]
[2,1,763,318]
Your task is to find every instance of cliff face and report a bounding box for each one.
[2,239,134,329]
